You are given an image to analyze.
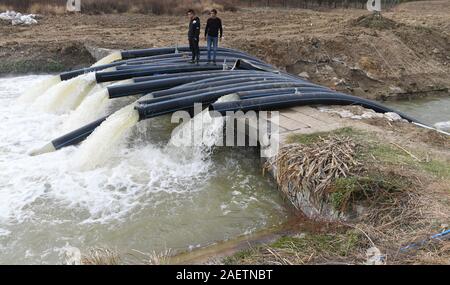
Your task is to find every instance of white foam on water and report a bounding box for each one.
[0,228,11,237]
[434,121,450,131]
[168,94,239,153]
[16,75,61,104]
[31,73,96,114]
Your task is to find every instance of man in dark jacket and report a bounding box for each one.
[204,9,223,64]
[187,9,200,64]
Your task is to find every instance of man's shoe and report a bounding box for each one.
[196,60,200,65]
[212,61,217,65]
[189,60,195,64]
[206,61,211,65]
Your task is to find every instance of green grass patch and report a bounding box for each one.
[222,248,258,265]
[329,174,409,212]
[420,160,450,179]
[286,127,361,145]
[222,230,363,264]
[366,142,450,179]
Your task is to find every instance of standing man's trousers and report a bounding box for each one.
[189,37,200,62]
[207,36,218,62]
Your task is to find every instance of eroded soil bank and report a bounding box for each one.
[1,1,450,100]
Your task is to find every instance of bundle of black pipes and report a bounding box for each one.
[59,46,269,81]
[33,46,431,155]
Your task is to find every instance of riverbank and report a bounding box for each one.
[247,106,449,264]
[172,106,449,265]
[76,104,449,265]
[1,1,450,100]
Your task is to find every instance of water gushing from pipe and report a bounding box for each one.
[62,89,110,133]
[16,75,61,104]
[62,79,135,132]
[168,94,239,154]
[72,104,139,170]
[31,73,96,114]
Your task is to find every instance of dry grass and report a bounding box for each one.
[0,0,399,15]
[80,247,175,265]
[81,247,121,265]
[223,229,369,265]
[255,128,450,265]
[130,248,174,265]
[0,0,236,15]
[274,134,361,205]
[29,3,65,14]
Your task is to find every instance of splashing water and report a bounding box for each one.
[92,51,122,67]
[62,89,110,133]
[72,104,140,170]
[434,121,450,131]
[169,94,239,154]
[62,79,134,132]
[31,73,96,114]
[16,75,61,104]
[1,76,290,264]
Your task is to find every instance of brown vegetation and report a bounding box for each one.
[0,0,237,15]
[230,126,450,265]
[0,0,404,15]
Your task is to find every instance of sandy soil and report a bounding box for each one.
[1,1,449,99]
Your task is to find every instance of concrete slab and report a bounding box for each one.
[279,109,328,128]
[288,106,337,124]
[272,114,311,131]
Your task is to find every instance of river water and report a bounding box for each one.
[0,75,291,264]
[383,96,450,127]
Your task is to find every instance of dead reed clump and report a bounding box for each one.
[81,247,121,265]
[130,248,174,265]
[274,135,361,205]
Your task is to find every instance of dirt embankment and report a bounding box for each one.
[1,1,450,99]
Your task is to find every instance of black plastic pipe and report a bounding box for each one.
[232,59,279,73]
[209,93,420,123]
[135,82,321,120]
[139,78,298,105]
[241,91,349,100]
[238,86,332,99]
[149,74,296,99]
[59,61,125,81]
[133,70,250,83]
[57,48,268,81]
[107,72,243,98]
[121,58,273,71]
[140,78,307,105]
[125,53,269,66]
[149,72,295,97]
[167,71,278,90]
[52,116,108,150]
[120,46,257,60]
[95,64,224,83]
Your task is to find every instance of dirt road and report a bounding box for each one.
[1,1,449,100]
